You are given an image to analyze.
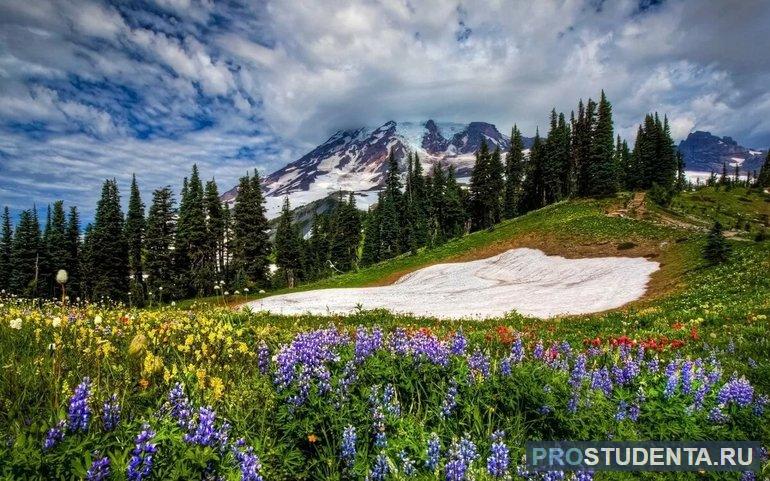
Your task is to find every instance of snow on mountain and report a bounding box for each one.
[223,120,532,218]
[678,131,766,174]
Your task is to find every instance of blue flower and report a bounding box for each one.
[86,455,110,481]
[43,420,66,451]
[399,450,416,477]
[445,436,478,481]
[717,377,754,407]
[233,440,264,481]
[67,377,92,432]
[127,424,156,481]
[370,453,389,481]
[257,340,270,375]
[426,432,441,471]
[168,382,192,427]
[101,394,120,431]
[486,431,509,478]
[341,425,356,468]
[450,330,467,356]
[441,380,459,417]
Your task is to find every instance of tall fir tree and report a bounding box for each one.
[379,150,403,258]
[428,162,446,244]
[361,195,383,266]
[703,221,730,265]
[521,129,545,211]
[329,193,362,271]
[79,224,94,299]
[469,140,503,230]
[46,201,69,299]
[10,209,42,297]
[442,165,467,239]
[90,179,128,301]
[176,165,209,296]
[503,125,525,218]
[274,197,304,287]
[66,207,81,299]
[144,186,177,296]
[232,171,271,287]
[587,90,617,196]
[0,207,12,292]
[39,205,53,297]
[757,151,770,188]
[125,174,145,301]
[204,179,225,278]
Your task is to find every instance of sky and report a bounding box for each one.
[1,0,770,223]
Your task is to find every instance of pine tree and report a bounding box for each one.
[428,162,446,244]
[703,221,730,265]
[379,150,403,258]
[40,205,53,297]
[204,179,225,278]
[274,197,304,287]
[521,130,545,211]
[46,201,69,299]
[407,154,429,251]
[10,209,42,297]
[330,193,362,271]
[0,207,12,292]
[232,171,271,287]
[125,174,145,302]
[469,140,503,230]
[144,186,177,296]
[442,165,467,239]
[90,179,128,301]
[79,224,94,300]
[361,197,383,266]
[757,151,770,188]
[307,211,332,278]
[588,90,617,196]
[503,125,525,218]
[176,165,209,296]
[66,207,81,299]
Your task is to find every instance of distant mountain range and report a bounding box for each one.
[678,131,767,174]
[222,120,533,218]
[222,122,767,220]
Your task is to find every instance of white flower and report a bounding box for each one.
[243,288,249,293]
[52,317,61,328]
[9,318,22,330]
[48,343,56,351]
[224,291,230,296]
[259,289,266,294]
[56,269,68,285]
[94,315,102,325]
[171,301,176,307]
[235,290,241,295]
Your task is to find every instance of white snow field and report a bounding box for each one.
[246,248,660,319]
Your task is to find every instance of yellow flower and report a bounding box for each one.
[209,376,224,400]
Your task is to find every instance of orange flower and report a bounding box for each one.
[138,378,149,390]
[307,434,318,443]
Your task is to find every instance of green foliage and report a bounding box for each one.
[125,174,146,304]
[703,221,731,265]
[503,125,525,219]
[232,170,271,288]
[90,179,129,301]
[144,186,177,297]
[9,209,41,297]
[0,207,12,292]
[274,197,304,287]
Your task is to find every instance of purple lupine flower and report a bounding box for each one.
[590,368,613,397]
[168,382,192,427]
[257,340,270,375]
[708,407,729,424]
[407,330,450,367]
[370,453,389,481]
[717,377,754,407]
[468,349,490,380]
[500,357,511,376]
[486,431,509,478]
[383,384,401,416]
[273,327,347,392]
[567,394,580,413]
[445,436,478,481]
[539,404,553,415]
[355,326,383,363]
[753,394,768,417]
[67,377,92,432]
[102,394,120,431]
[43,420,66,450]
[426,433,441,471]
[185,406,218,446]
[335,360,358,408]
[569,354,588,389]
[615,401,628,421]
[399,450,416,477]
[388,328,410,356]
[542,471,565,481]
[533,341,545,360]
[628,403,641,422]
[680,360,694,395]
[511,336,525,363]
[127,424,156,481]
[86,455,110,481]
[341,425,356,468]
[233,441,264,481]
[740,472,756,481]
[441,380,459,417]
[663,361,679,398]
[575,471,595,481]
[450,330,467,356]
[559,341,572,357]
[647,356,660,373]
[726,339,735,353]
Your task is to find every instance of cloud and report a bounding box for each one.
[1,0,770,221]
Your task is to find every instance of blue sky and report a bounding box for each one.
[1,0,769,223]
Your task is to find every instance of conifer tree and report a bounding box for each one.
[521,130,545,211]
[703,221,730,265]
[676,151,687,191]
[40,205,53,297]
[125,174,145,301]
[66,207,81,298]
[588,91,617,196]
[176,165,209,295]
[307,211,332,277]
[204,180,225,277]
[379,151,403,258]
[330,193,362,271]
[361,197,383,266]
[274,197,304,287]
[46,201,69,298]
[79,224,94,299]
[442,165,467,239]
[0,207,12,292]
[757,151,770,188]
[232,171,271,287]
[10,209,42,297]
[503,125,525,218]
[407,154,429,251]
[469,140,503,230]
[144,186,176,296]
[90,179,128,301]
[428,162,446,244]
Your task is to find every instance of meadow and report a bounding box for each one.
[1,195,769,480]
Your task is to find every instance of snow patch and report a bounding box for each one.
[246,248,659,319]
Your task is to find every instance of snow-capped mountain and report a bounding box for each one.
[678,131,767,174]
[223,120,532,218]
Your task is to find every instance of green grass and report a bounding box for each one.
[669,186,770,233]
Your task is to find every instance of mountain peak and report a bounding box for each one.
[679,131,766,173]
